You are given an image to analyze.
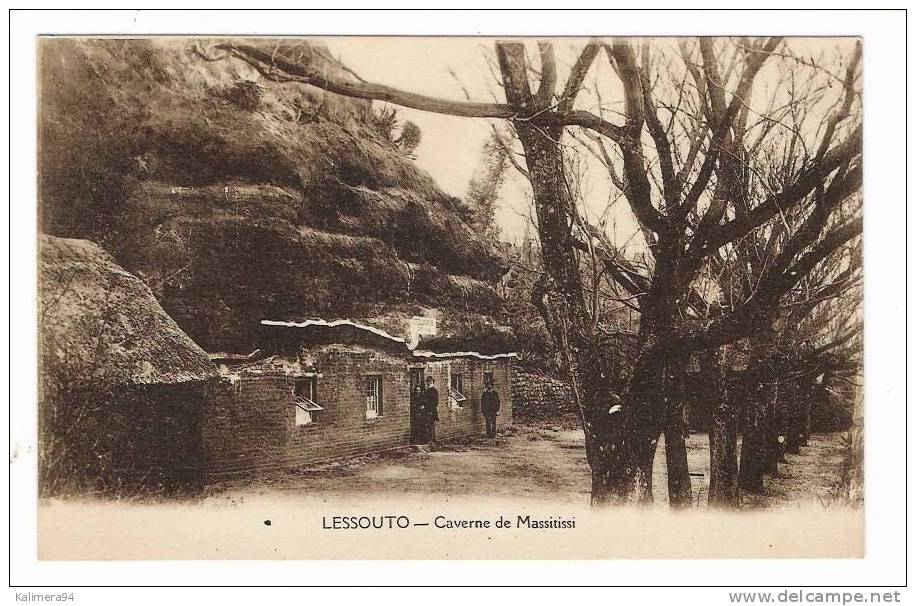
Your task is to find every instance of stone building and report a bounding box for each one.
[203,316,514,479]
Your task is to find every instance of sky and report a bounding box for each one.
[322,38,499,197]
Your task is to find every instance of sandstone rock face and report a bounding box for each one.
[39,39,506,352]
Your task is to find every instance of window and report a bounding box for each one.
[450,372,464,394]
[294,378,322,426]
[483,371,494,387]
[449,373,467,408]
[365,376,383,419]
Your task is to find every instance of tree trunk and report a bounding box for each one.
[580,363,649,507]
[775,387,788,462]
[587,387,660,506]
[784,380,802,455]
[739,325,778,493]
[499,45,697,508]
[706,347,740,508]
[799,382,812,446]
[589,440,655,506]
[664,358,692,508]
[510,118,650,506]
[738,383,769,492]
[587,348,664,506]
[765,382,783,473]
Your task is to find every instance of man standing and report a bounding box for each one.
[481,380,501,438]
[423,376,439,445]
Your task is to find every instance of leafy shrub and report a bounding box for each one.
[364,105,422,155]
[219,79,262,111]
[397,120,422,154]
[366,105,400,141]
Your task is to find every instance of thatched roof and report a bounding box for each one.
[39,235,217,387]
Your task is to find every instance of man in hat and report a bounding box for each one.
[423,375,439,444]
[480,380,501,438]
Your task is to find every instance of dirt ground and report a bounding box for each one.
[207,421,848,509]
[38,421,860,559]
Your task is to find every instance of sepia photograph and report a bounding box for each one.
[32,32,869,560]
[11,7,906,586]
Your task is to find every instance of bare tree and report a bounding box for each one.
[214,37,862,506]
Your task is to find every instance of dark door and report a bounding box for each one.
[409,368,425,443]
[409,368,425,390]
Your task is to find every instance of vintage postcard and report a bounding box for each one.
[35,34,864,561]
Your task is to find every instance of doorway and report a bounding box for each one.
[409,368,425,444]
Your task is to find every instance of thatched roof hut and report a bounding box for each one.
[39,235,217,390]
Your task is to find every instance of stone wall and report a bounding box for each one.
[511,366,576,421]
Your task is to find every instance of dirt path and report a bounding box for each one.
[209,423,593,505]
[739,433,848,509]
[207,422,849,509]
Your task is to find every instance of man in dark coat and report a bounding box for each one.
[423,376,439,444]
[481,381,501,438]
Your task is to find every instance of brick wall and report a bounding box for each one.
[203,345,513,479]
[202,373,292,479]
[284,346,412,466]
[431,358,513,441]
